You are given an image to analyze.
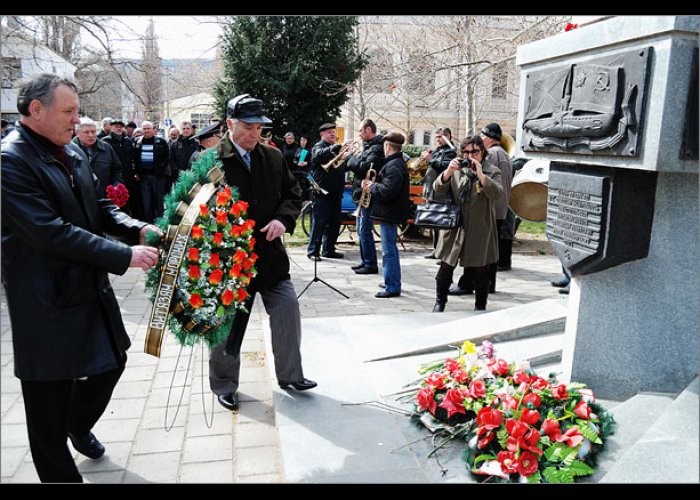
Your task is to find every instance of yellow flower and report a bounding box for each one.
[462,341,477,355]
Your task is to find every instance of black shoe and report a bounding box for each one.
[424,252,437,259]
[279,378,317,391]
[217,393,239,411]
[322,251,344,259]
[68,432,105,460]
[351,264,364,270]
[559,286,570,295]
[432,301,446,313]
[375,290,400,298]
[448,286,472,296]
[475,305,486,311]
[354,266,378,275]
[497,265,511,271]
[551,278,570,288]
[378,283,386,289]
[307,255,322,262]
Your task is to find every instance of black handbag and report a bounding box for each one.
[414,198,461,230]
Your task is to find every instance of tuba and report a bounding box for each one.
[352,163,376,218]
[500,131,516,157]
[508,159,550,222]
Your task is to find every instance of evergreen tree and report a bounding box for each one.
[213,16,366,143]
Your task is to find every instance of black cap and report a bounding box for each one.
[194,122,221,141]
[318,123,336,132]
[126,121,137,128]
[481,123,502,141]
[110,118,125,126]
[226,94,272,124]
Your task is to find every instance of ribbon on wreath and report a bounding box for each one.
[144,167,225,357]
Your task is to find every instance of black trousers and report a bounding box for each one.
[307,193,342,257]
[20,362,125,483]
[438,262,490,310]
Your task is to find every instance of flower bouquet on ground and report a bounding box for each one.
[405,340,616,483]
[106,182,129,208]
[144,150,258,353]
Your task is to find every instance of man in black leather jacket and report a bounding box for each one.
[346,118,384,274]
[1,73,160,483]
[73,116,123,197]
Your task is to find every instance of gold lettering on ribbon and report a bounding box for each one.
[144,181,220,357]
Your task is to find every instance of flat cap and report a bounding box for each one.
[382,131,405,145]
[318,123,336,132]
[226,94,272,124]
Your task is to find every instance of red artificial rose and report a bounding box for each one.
[513,371,530,385]
[488,358,510,376]
[199,204,210,219]
[438,388,469,419]
[242,258,253,270]
[497,451,518,475]
[209,253,220,267]
[530,377,550,390]
[229,263,242,278]
[249,252,258,262]
[191,225,203,241]
[209,268,224,285]
[519,427,543,455]
[500,394,520,410]
[540,418,563,442]
[224,186,232,198]
[236,288,249,303]
[445,358,460,373]
[238,200,249,211]
[468,380,486,399]
[424,372,446,390]
[516,451,539,477]
[477,430,496,449]
[189,293,203,309]
[522,392,541,408]
[550,384,569,400]
[188,265,200,281]
[417,387,437,415]
[229,224,243,237]
[212,232,223,246]
[221,289,235,306]
[229,203,242,218]
[506,418,528,438]
[560,427,584,448]
[216,210,228,226]
[216,191,230,206]
[188,247,200,262]
[521,408,541,426]
[574,400,592,420]
[476,407,504,434]
[233,249,247,264]
[453,369,471,384]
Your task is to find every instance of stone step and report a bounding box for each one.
[599,376,699,483]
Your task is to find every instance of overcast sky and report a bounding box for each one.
[109,16,223,60]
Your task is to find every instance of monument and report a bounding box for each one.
[515,16,699,399]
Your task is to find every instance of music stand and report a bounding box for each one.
[297,176,350,300]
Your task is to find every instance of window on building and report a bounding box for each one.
[406,50,435,96]
[491,62,508,100]
[190,113,209,130]
[423,130,432,146]
[2,58,22,88]
[364,48,395,95]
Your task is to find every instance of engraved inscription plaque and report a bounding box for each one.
[522,48,652,157]
[546,162,657,275]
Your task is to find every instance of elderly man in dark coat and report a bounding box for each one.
[1,73,160,483]
[208,94,316,413]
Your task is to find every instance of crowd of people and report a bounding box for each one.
[1,71,535,483]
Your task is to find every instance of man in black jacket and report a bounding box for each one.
[102,118,142,218]
[1,73,160,483]
[208,94,316,413]
[306,123,352,260]
[169,120,199,186]
[73,116,123,197]
[346,118,384,274]
[363,131,410,298]
[133,120,170,223]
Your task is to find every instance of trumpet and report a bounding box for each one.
[321,140,361,172]
[352,162,376,218]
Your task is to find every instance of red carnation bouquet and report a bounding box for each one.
[106,183,129,208]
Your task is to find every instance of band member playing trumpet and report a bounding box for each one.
[306,123,352,260]
[347,119,384,274]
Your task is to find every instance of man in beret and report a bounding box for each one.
[362,131,411,298]
[209,94,316,412]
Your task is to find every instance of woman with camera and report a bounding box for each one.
[431,135,503,312]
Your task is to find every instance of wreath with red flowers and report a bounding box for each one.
[405,341,616,483]
[144,150,258,349]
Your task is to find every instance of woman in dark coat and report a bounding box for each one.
[432,135,503,312]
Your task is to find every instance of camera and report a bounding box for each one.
[459,158,476,179]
